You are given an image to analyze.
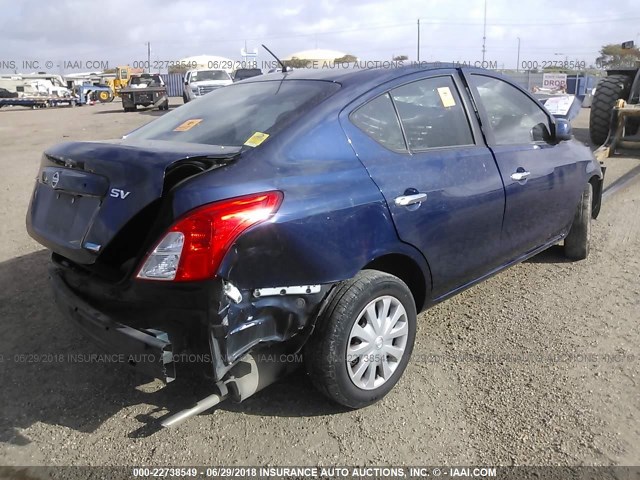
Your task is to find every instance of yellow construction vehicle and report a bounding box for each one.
[103,66,144,97]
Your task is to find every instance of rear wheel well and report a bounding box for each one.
[363,254,428,312]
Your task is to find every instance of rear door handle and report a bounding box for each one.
[511,171,531,181]
[394,193,427,206]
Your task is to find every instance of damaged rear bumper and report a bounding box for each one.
[50,269,176,382]
[48,258,331,384]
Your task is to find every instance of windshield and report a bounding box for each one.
[235,69,262,80]
[191,70,230,82]
[126,80,340,147]
[130,75,163,87]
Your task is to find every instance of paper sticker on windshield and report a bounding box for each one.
[437,87,456,108]
[174,119,203,132]
[244,132,269,147]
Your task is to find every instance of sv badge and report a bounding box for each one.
[110,188,131,200]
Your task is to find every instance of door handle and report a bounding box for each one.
[511,171,531,181]
[394,193,427,206]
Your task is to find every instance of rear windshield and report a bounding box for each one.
[125,80,340,147]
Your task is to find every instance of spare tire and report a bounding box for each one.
[589,74,631,146]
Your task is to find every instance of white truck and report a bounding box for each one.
[182,69,233,103]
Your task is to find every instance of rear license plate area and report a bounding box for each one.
[32,185,100,247]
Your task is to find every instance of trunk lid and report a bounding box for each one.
[27,140,240,266]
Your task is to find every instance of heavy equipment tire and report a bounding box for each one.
[564,183,592,261]
[305,270,416,408]
[97,90,112,103]
[589,75,631,146]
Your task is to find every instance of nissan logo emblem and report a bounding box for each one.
[51,171,60,188]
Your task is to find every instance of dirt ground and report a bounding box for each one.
[0,100,638,467]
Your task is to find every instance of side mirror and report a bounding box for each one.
[531,122,552,143]
[554,118,572,141]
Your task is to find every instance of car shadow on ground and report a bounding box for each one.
[92,98,183,116]
[92,106,177,116]
[0,251,346,444]
[526,244,573,264]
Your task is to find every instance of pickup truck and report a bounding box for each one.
[120,74,169,112]
[183,69,233,103]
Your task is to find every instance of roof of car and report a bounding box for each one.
[254,63,481,87]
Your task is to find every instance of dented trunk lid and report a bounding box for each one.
[26,140,240,266]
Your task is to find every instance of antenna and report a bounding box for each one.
[262,44,287,73]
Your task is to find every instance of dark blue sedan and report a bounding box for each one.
[26,66,603,412]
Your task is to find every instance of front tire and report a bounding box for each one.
[564,183,592,260]
[305,270,417,408]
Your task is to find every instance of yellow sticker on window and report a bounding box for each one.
[174,119,203,131]
[244,132,270,147]
[437,87,456,108]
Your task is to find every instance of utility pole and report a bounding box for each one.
[517,37,521,72]
[482,0,487,63]
[417,19,420,62]
[146,42,151,73]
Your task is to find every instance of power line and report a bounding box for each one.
[135,14,640,47]
[9,13,638,60]
[417,15,640,26]
[37,13,640,56]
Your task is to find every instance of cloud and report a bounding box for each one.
[0,0,638,73]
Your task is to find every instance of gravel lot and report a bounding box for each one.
[0,100,638,467]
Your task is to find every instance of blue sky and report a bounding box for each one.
[0,0,639,73]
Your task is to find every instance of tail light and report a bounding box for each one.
[136,191,283,282]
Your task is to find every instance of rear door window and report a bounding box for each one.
[390,77,474,150]
[350,93,407,152]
